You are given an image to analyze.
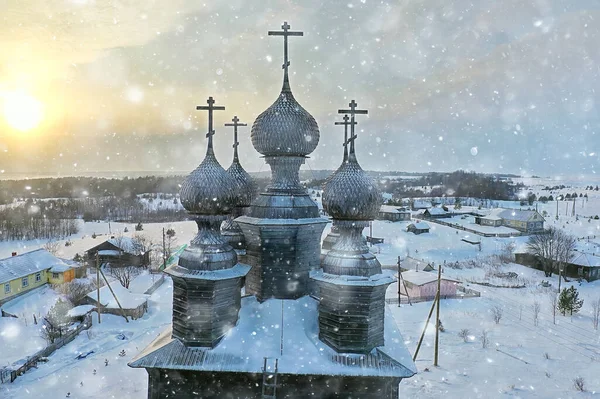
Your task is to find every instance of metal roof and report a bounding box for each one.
[130,296,416,379]
[0,249,67,284]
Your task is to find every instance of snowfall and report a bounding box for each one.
[1,177,600,398]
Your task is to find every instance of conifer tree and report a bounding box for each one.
[558,286,584,316]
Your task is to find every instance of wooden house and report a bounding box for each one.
[400,270,458,301]
[378,205,411,222]
[0,249,78,306]
[407,222,430,235]
[515,251,600,282]
[475,209,544,233]
[423,207,451,219]
[86,237,150,267]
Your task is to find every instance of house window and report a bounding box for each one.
[22,277,29,287]
[4,283,9,294]
[35,272,41,282]
[52,273,60,280]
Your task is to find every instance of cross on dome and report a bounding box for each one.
[196,96,225,153]
[224,115,247,162]
[334,114,357,162]
[338,100,367,156]
[268,21,303,92]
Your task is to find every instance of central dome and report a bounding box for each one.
[251,79,320,157]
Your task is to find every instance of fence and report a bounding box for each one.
[385,286,480,305]
[423,217,522,238]
[0,313,93,384]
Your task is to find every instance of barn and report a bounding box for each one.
[407,222,430,235]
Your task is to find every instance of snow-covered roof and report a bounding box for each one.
[408,222,430,230]
[107,237,146,255]
[49,263,72,273]
[130,296,416,379]
[400,270,459,286]
[67,305,95,317]
[98,249,122,256]
[412,200,431,209]
[86,282,148,309]
[570,253,600,268]
[0,249,68,284]
[426,207,448,215]
[379,205,400,214]
[497,209,543,222]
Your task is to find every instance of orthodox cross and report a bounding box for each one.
[338,100,368,154]
[224,115,247,162]
[268,22,303,78]
[334,115,357,162]
[196,96,225,151]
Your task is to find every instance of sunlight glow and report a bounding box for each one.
[2,91,44,132]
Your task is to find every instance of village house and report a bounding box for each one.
[411,199,432,211]
[423,207,451,219]
[86,236,151,267]
[378,205,411,222]
[0,249,83,306]
[407,222,430,235]
[515,251,600,282]
[399,270,459,301]
[475,208,545,234]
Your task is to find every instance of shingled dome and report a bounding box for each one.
[180,150,237,215]
[322,152,382,221]
[251,83,320,157]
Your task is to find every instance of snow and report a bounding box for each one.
[0,317,47,368]
[128,273,160,295]
[68,305,95,318]
[1,285,61,319]
[400,270,458,286]
[86,282,148,310]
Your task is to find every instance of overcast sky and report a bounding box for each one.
[1,0,599,177]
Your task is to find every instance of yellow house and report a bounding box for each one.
[0,249,76,306]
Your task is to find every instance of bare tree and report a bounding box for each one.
[480,330,490,349]
[43,239,61,256]
[491,305,503,324]
[527,227,576,277]
[573,377,585,392]
[54,280,96,306]
[458,329,470,343]
[132,233,154,267]
[533,301,541,326]
[109,265,141,289]
[592,298,600,330]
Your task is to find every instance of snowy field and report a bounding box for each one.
[1,176,600,397]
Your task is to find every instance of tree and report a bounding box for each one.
[109,265,142,289]
[527,192,536,206]
[558,286,584,316]
[533,301,541,326]
[491,305,503,324]
[43,239,61,256]
[41,299,72,344]
[454,198,462,210]
[548,293,558,325]
[526,227,576,277]
[135,222,143,231]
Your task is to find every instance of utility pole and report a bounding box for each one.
[558,266,563,292]
[556,199,558,220]
[413,292,438,362]
[397,256,411,306]
[162,227,167,271]
[96,252,101,324]
[434,263,442,367]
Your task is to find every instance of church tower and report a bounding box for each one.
[236,22,328,301]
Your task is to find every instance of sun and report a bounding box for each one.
[2,91,44,132]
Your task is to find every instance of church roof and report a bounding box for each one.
[129,296,416,379]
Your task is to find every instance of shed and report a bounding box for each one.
[423,207,451,219]
[407,222,430,235]
[399,270,458,300]
[84,282,148,320]
[86,237,150,267]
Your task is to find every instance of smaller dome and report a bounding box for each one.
[180,151,237,215]
[227,160,256,207]
[322,153,382,221]
[251,77,320,157]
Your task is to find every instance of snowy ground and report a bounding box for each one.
[2,177,600,397]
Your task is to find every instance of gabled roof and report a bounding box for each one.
[497,209,544,222]
[408,222,429,230]
[88,236,147,256]
[570,253,600,268]
[130,296,416,379]
[379,205,400,214]
[425,207,448,215]
[86,281,148,309]
[0,249,67,284]
[401,270,459,286]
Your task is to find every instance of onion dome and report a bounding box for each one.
[180,96,237,215]
[225,116,256,207]
[251,76,319,157]
[180,148,237,215]
[322,139,382,221]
